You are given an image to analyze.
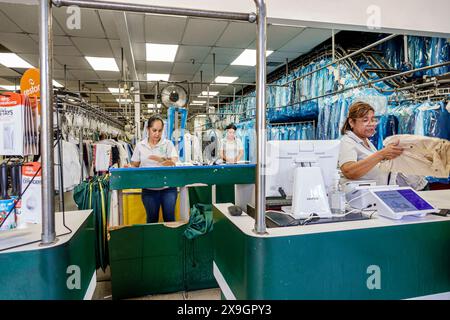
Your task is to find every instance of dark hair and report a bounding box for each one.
[340,101,375,135]
[148,114,164,129]
[225,123,237,131]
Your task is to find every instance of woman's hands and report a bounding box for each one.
[148,155,164,163]
[379,140,403,160]
[148,155,176,166]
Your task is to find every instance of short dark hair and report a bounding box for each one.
[148,114,164,128]
[225,123,237,131]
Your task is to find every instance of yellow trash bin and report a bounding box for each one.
[122,189,181,225]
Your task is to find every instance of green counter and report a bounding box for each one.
[108,164,255,299]
[213,202,450,300]
[109,164,255,190]
[0,211,96,300]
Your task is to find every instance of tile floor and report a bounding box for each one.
[92,267,221,300]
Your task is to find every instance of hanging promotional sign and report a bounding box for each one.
[20,162,42,224]
[20,68,40,98]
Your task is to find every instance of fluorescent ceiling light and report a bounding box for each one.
[192,100,206,104]
[0,53,33,68]
[198,91,219,97]
[0,85,18,91]
[147,103,162,109]
[108,87,125,95]
[116,98,132,103]
[190,103,205,106]
[53,80,64,88]
[146,43,179,62]
[147,73,170,81]
[85,56,119,72]
[231,49,274,66]
[214,76,238,84]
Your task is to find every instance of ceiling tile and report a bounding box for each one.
[71,37,113,56]
[268,51,304,61]
[98,11,120,40]
[182,18,228,46]
[171,62,201,75]
[8,53,38,68]
[53,7,106,38]
[69,69,100,80]
[132,43,146,61]
[215,22,256,49]
[278,28,333,53]
[197,63,227,77]
[220,65,253,77]
[54,55,91,69]
[95,71,122,80]
[206,47,245,65]
[169,74,193,82]
[29,35,73,46]
[145,61,173,74]
[145,14,186,44]
[175,45,211,64]
[0,66,20,77]
[0,10,21,33]
[126,13,145,43]
[248,25,305,51]
[0,33,38,54]
[53,45,81,56]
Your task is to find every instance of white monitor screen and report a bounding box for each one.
[265,140,340,197]
[373,189,434,213]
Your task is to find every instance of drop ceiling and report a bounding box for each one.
[0,2,336,116]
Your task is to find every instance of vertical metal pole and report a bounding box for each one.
[154,81,158,114]
[213,53,216,83]
[285,58,289,77]
[64,64,67,88]
[403,35,409,63]
[253,0,267,234]
[40,0,56,245]
[332,29,335,62]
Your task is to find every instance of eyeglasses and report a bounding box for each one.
[356,117,378,125]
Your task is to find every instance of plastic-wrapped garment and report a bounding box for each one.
[385,114,399,137]
[288,125,297,140]
[338,96,350,138]
[429,37,450,75]
[382,37,404,70]
[271,126,280,140]
[408,36,428,78]
[353,88,388,116]
[317,98,327,140]
[414,107,426,136]
[423,101,450,140]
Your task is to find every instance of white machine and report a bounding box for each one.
[265,140,340,219]
[369,186,438,220]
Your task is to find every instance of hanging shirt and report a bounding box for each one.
[338,130,389,186]
[379,134,450,179]
[131,138,178,168]
[219,138,244,162]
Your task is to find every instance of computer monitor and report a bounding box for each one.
[265,140,341,198]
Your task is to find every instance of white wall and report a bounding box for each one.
[102,0,450,37]
[4,0,449,37]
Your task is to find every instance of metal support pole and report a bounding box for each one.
[39,0,57,245]
[332,29,335,62]
[64,64,67,88]
[285,58,289,77]
[213,53,216,83]
[403,35,409,63]
[253,0,267,234]
[52,0,257,22]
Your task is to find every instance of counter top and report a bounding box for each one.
[214,189,450,238]
[0,210,92,254]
